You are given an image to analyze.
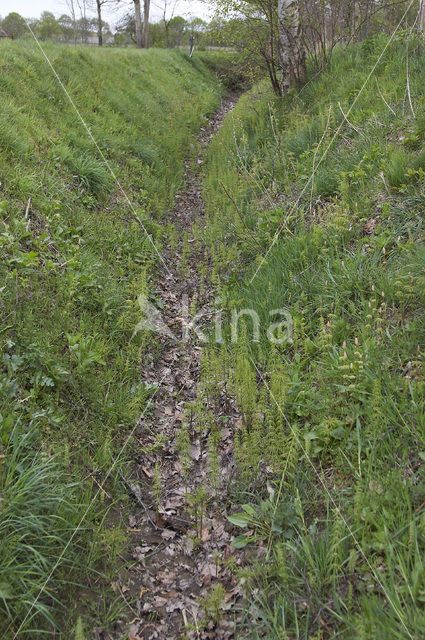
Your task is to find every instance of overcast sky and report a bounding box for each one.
[0,1,213,25]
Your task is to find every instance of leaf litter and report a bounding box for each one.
[105,95,251,640]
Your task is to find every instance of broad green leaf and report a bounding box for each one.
[230,535,254,549]
[241,503,257,516]
[227,513,251,527]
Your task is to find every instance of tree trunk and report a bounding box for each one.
[420,0,425,32]
[96,0,103,46]
[143,0,150,48]
[277,0,305,93]
[164,21,170,48]
[134,0,143,48]
[353,0,361,39]
[363,0,371,39]
[76,0,88,42]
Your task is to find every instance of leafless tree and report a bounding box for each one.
[133,0,143,46]
[91,0,119,46]
[65,0,78,43]
[75,0,89,42]
[143,0,150,47]
[95,0,106,45]
[156,0,180,47]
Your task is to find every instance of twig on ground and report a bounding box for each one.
[25,198,31,231]
[112,456,159,530]
[338,102,363,137]
[375,77,396,116]
[90,473,112,500]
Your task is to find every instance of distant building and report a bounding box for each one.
[86,33,114,45]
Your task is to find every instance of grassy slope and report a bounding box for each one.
[0,42,219,637]
[203,34,425,638]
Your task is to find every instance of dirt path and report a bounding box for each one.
[116,95,245,640]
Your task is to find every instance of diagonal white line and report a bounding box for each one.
[251,358,414,640]
[249,0,416,285]
[8,22,204,637]
[9,373,168,640]
[24,21,171,274]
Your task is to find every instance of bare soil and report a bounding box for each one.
[110,95,249,640]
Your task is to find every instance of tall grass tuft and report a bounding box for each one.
[0,421,82,634]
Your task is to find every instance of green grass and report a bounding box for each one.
[200,33,425,638]
[0,41,220,636]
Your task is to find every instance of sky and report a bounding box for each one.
[0,0,213,25]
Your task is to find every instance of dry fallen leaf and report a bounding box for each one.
[161,528,177,540]
[153,595,168,608]
[128,623,143,640]
[201,527,210,543]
